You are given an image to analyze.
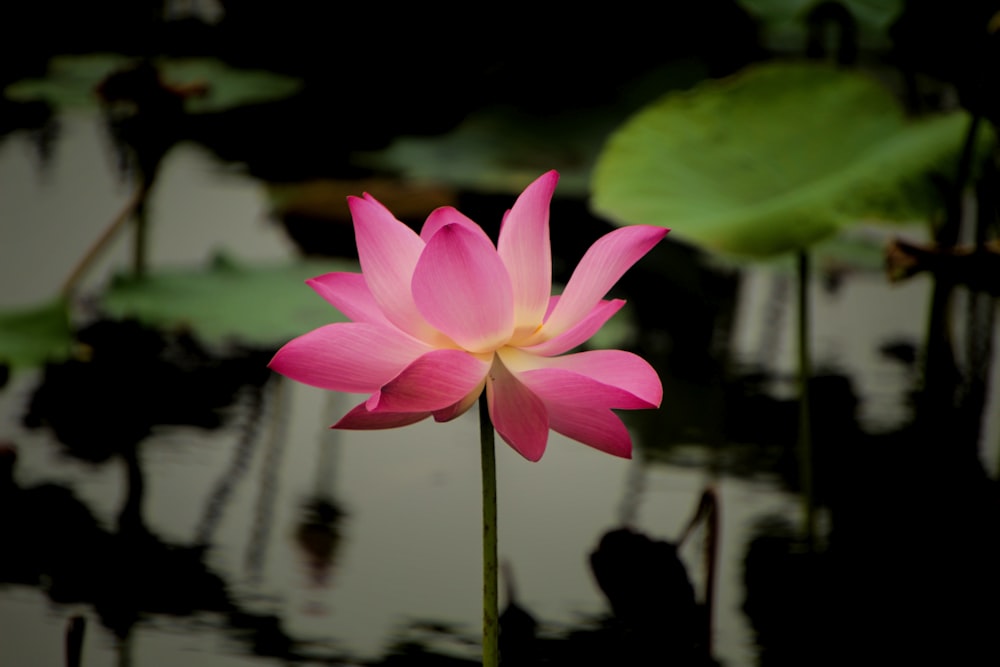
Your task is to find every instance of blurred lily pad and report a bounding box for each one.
[100,254,356,347]
[591,61,985,260]
[737,0,905,51]
[356,63,706,198]
[0,298,73,369]
[4,53,302,112]
[356,106,607,197]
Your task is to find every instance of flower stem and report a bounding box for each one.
[478,391,499,667]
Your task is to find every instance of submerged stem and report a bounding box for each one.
[797,250,816,551]
[133,193,149,279]
[479,391,499,667]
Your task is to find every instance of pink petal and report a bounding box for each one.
[518,367,653,410]
[365,349,491,412]
[412,224,514,354]
[334,401,431,429]
[521,298,625,356]
[432,381,485,422]
[421,207,493,244]
[500,347,662,407]
[497,171,557,336]
[307,272,392,325]
[539,226,667,340]
[487,356,549,461]
[349,194,436,340]
[268,322,432,393]
[546,403,633,458]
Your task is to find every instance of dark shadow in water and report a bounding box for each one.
[587,488,720,667]
[5,319,356,660]
[293,497,346,589]
[742,416,1000,666]
[23,318,272,462]
[0,98,57,168]
[0,442,230,639]
[1,428,353,664]
[65,614,86,667]
[740,281,1000,666]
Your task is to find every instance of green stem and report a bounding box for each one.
[797,250,816,551]
[479,392,499,667]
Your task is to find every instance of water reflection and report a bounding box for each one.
[1,319,315,662]
[589,488,719,666]
[0,98,57,175]
[1,441,229,641]
[24,319,271,458]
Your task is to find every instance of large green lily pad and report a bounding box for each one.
[590,61,983,260]
[4,53,302,112]
[0,298,74,369]
[100,254,356,348]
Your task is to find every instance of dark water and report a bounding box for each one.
[3,19,1000,665]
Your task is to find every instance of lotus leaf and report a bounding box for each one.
[0,298,73,369]
[591,61,983,259]
[4,54,301,112]
[100,254,355,347]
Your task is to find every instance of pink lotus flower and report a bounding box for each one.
[269,170,666,461]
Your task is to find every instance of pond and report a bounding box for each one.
[2,97,1000,667]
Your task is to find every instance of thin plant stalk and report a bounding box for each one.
[478,391,499,667]
[919,116,981,413]
[133,193,149,279]
[61,166,154,299]
[65,615,86,667]
[60,186,146,299]
[797,250,816,550]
